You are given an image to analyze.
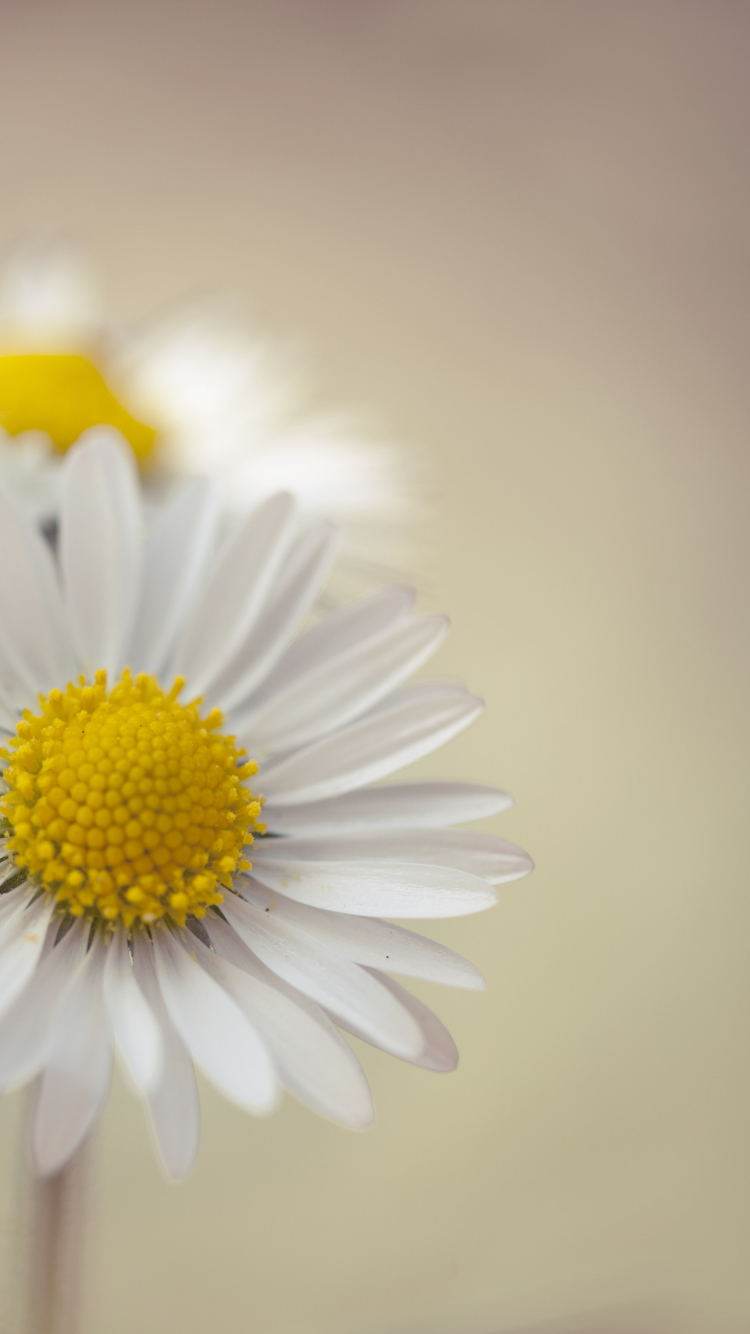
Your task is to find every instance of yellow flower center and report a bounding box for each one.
[0,671,261,929]
[0,354,156,461]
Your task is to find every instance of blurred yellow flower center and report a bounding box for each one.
[0,354,156,460]
[0,671,261,929]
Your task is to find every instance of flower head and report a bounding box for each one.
[0,430,530,1179]
[0,237,426,590]
[2,670,259,927]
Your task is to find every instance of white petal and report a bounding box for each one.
[0,687,20,732]
[244,583,415,712]
[127,478,220,676]
[263,781,513,835]
[257,683,483,806]
[253,831,533,885]
[30,937,113,1175]
[197,917,374,1130]
[0,237,100,344]
[103,927,162,1090]
[341,971,459,1072]
[220,892,424,1059]
[208,521,338,713]
[0,880,36,920]
[151,929,277,1114]
[171,492,297,697]
[131,935,200,1181]
[0,922,88,1090]
[0,475,75,691]
[246,858,497,919]
[0,427,61,523]
[0,894,56,1017]
[240,881,485,989]
[242,613,448,754]
[229,425,416,525]
[59,430,142,676]
[115,302,294,441]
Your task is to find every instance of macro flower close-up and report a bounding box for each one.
[0,430,530,1182]
[2,4,746,1334]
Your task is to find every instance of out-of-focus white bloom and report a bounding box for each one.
[0,237,426,590]
[0,432,530,1178]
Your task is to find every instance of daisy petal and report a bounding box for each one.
[132,935,200,1181]
[341,970,459,1072]
[0,476,75,691]
[115,302,292,442]
[242,613,448,754]
[263,781,513,835]
[0,923,88,1091]
[237,426,414,525]
[0,237,99,343]
[252,831,532,885]
[172,491,297,697]
[199,917,374,1129]
[240,881,485,989]
[244,583,415,712]
[0,894,56,1017]
[0,881,36,921]
[245,858,495,919]
[220,892,424,1059]
[103,927,162,1090]
[128,478,219,676]
[208,520,337,713]
[30,938,113,1175]
[0,691,20,732]
[59,429,142,676]
[151,929,277,1114]
[257,682,483,806]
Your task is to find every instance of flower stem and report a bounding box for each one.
[24,1145,90,1334]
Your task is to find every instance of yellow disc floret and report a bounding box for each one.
[0,354,156,460]
[0,671,261,929]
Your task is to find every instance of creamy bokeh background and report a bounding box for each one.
[0,3,749,1331]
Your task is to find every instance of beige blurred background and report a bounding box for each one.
[1,2,749,1331]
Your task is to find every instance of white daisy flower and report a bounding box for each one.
[0,430,530,1180]
[0,236,426,589]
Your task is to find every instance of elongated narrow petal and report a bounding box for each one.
[172,491,297,697]
[263,781,513,835]
[258,683,483,806]
[0,895,56,1018]
[0,923,88,1091]
[243,613,448,753]
[246,859,497,919]
[30,938,113,1175]
[198,917,374,1129]
[245,583,415,712]
[209,520,337,713]
[0,689,20,732]
[252,831,533,885]
[103,927,162,1090]
[152,929,277,1114]
[59,429,142,676]
[240,881,485,988]
[220,893,425,1059]
[340,970,459,1072]
[128,478,219,676]
[132,935,200,1181]
[0,882,37,921]
[0,475,75,691]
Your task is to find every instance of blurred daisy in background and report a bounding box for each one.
[0,236,427,593]
[0,431,530,1179]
